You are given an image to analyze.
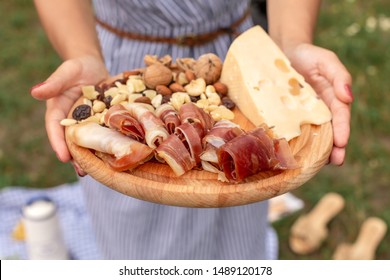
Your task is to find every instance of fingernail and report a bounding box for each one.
[71,160,86,177]
[344,85,354,101]
[30,82,46,93]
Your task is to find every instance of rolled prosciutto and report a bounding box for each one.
[199,120,244,181]
[155,103,181,134]
[202,119,244,148]
[67,122,154,171]
[174,122,203,164]
[179,102,214,135]
[123,103,169,148]
[104,104,145,142]
[217,125,298,182]
[155,133,196,176]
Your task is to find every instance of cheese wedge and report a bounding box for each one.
[220,26,331,141]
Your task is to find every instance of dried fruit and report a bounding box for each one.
[194,53,222,85]
[103,96,113,108]
[72,104,92,121]
[221,97,236,110]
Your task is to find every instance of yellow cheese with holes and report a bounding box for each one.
[220,26,332,141]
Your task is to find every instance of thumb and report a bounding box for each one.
[30,60,83,100]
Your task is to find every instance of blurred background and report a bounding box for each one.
[0,0,389,259]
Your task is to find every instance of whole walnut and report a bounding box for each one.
[194,53,223,85]
[143,64,173,89]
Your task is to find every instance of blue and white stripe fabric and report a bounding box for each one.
[82,0,278,259]
[93,0,254,75]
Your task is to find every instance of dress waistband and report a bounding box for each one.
[95,8,251,46]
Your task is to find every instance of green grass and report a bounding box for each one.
[0,0,389,259]
[0,0,76,188]
[275,0,390,260]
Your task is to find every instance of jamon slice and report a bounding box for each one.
[179,102,214,135]
[67,122,153,171]
[218,125,298,182]
[155,133,196,176]
[155,103,181,134]
[123,103,169,148]
[104,104,145,142]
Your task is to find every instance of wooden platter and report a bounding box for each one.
[65,96,333,208]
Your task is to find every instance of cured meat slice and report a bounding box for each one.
[104,104,145,142]
[155,134,196,176]
[179,102,214,135]
[174,122,203,164]
[155,103,181,134]
[67,122,153,171]
[123,103,169,148]
[202,119,244,148]
[199,120,244,181]
[218,126,298,182]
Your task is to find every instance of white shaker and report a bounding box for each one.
[22,196,69,260]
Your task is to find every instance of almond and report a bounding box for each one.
[169,82,185,92]
[156,85,172,96]
[134,96,152,105]
[185,69,196,82]
[213,81,228,96]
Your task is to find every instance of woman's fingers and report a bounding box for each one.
[31,60,83,100]
[319,50,354,104]
[45,98,72,162]
[329,147,346,166]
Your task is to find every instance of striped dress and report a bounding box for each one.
[83,0,277,259]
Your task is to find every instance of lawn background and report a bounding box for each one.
[0,0,389,259]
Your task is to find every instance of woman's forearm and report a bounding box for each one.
[34,0,102,60]
[267,0,322,52]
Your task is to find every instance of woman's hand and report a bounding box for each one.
[31,55,109,174]
[284,43,353,165]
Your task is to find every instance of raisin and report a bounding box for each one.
[103,95,113,108]
[190,95,200,103]
[72,104,92,121]
[221,97,236,110]
[96,87,105,102]
[161,94,171,104]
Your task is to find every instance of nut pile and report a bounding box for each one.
[61,53,236,127]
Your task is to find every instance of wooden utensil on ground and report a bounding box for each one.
[333,217,387,260]
[289,192,345,254]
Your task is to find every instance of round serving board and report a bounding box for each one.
[65,96,333,208]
